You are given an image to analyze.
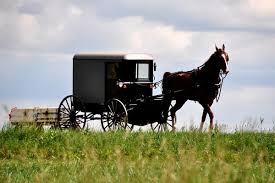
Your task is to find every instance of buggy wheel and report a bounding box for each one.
[151,104,176,132]
[101,98,128,131]
[57,95,86,129]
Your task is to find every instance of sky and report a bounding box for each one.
[0,0,275,130]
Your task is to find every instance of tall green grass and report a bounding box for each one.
[0,126,274,182]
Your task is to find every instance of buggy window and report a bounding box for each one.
[136,63,149,81]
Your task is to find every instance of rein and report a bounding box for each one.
[215,72,228,102]
[153,79,163,88]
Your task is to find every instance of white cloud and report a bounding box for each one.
[89,0,275,33]
[0,1,193,56]
[111,16,193,54]
[69,5,83,17]
[248,0,275,16]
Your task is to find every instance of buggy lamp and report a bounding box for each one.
[117,82,124,88]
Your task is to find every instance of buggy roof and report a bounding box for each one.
[73,53,153,61]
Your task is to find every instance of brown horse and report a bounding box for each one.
[162,44,229,131]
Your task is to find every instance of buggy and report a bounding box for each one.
[57,53,174,131]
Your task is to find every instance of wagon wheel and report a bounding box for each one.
[101,98,129,131]
[57,95,86,129]
[151,104,176,132]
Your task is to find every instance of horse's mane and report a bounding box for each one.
[203,51,218,66]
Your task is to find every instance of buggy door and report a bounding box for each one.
[105,63,121,101]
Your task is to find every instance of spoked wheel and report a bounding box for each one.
[101,98,129,131]
[57,95,86,129]
[151,104,176,132]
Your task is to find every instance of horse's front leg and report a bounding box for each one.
[162,97,172,124]
[199,102,214,131]
[208,107,214,130]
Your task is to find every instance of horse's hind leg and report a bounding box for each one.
[199,109,207,131]
[170,99,187,131]
[162,96,172,123]
[208,107,214,130]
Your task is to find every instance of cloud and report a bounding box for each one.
[0,1,84,52]
[0,1,194,55]
[88,0,275,33]
[247,0,275,16]
[18,0,44,15]
[0,0,194,104]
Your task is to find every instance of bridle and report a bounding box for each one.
[220,50,229,74]
[215,50,229,102]
[215,70,228,102]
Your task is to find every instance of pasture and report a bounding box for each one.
[0,126,274,183]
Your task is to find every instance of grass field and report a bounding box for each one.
[0,126,274,183]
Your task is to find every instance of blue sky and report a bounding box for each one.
[1,0,275,130]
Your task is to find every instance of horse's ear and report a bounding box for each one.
[222,44,225,51]
[215,45,218,52]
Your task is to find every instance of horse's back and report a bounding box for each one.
[163,72,172,79]
[162,71,193,94]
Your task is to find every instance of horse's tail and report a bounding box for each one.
[162,72,172,94]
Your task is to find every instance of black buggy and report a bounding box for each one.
[57,53,175,132]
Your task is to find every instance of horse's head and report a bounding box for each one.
[215,44,229,74]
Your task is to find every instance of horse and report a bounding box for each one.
[162,44,229,131]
